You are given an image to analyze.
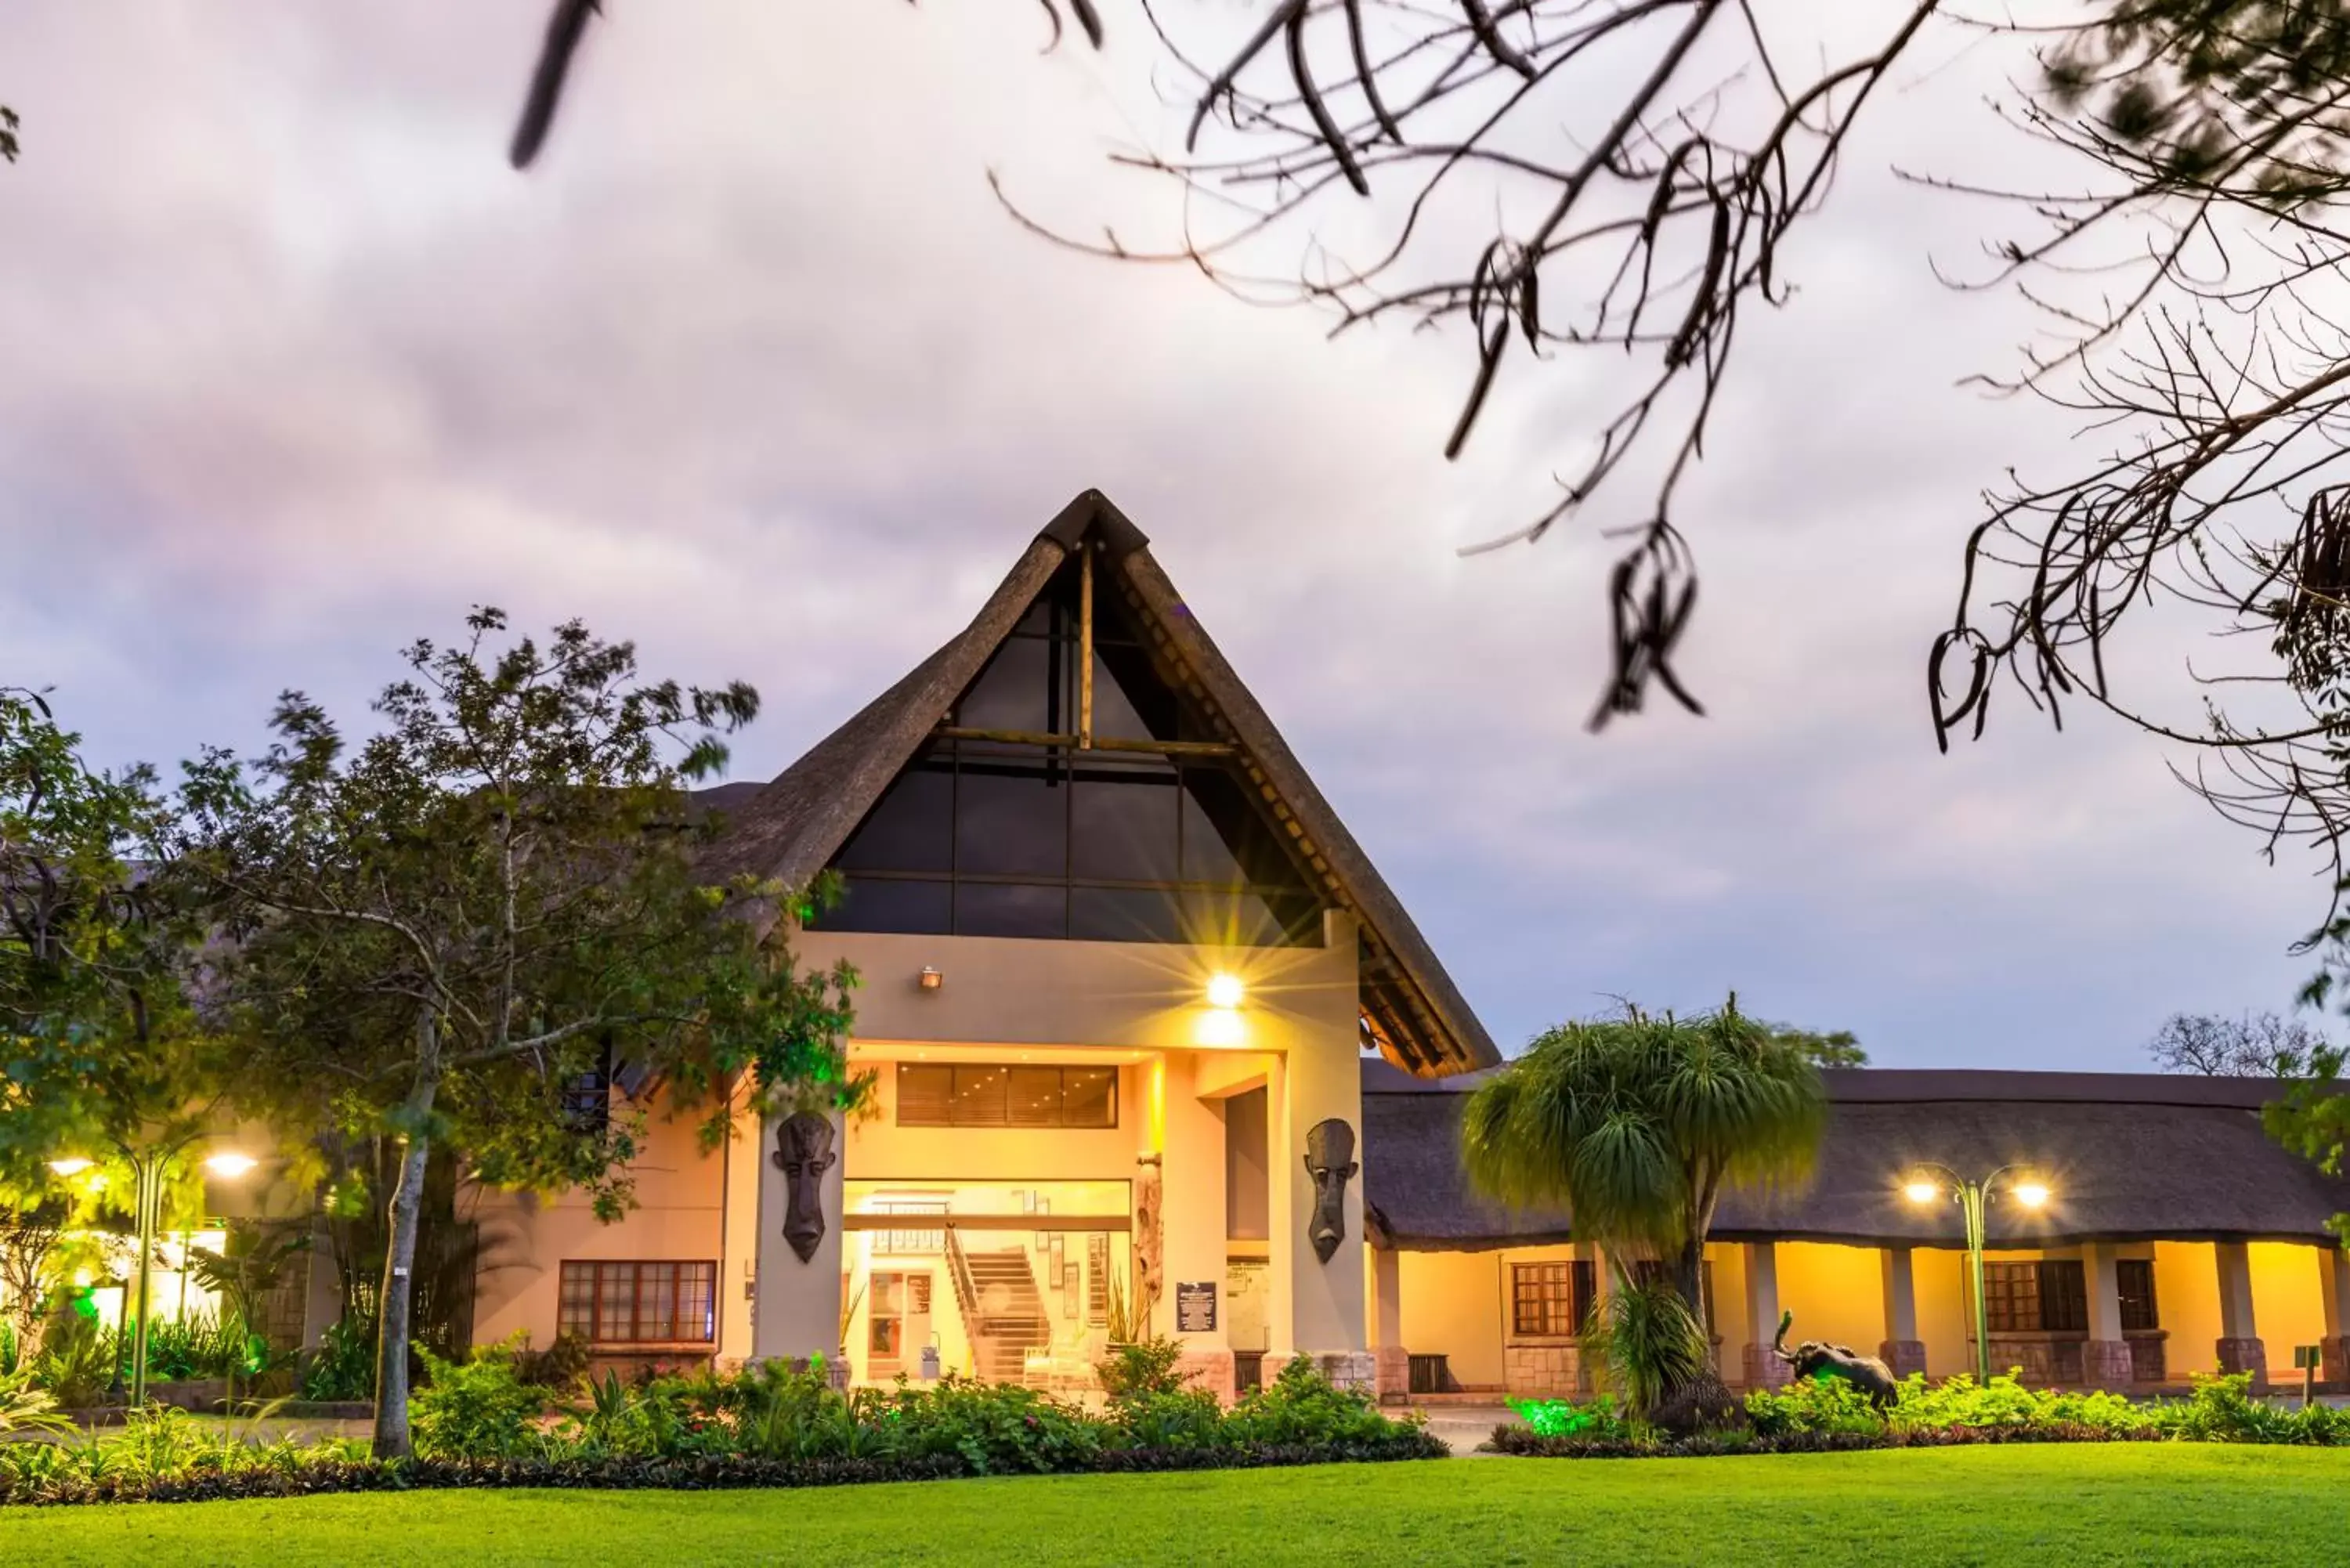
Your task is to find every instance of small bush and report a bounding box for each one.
[410,1342,544,1461]
[1095,1337,1191,1400]
[1112,1389,1225,1450]
[1221,1357,1412,1448]
[1506,1394,1634,1443]
[512,1331,592,1391]
[300,1314,378,1403]
[1581,1280,1708,1418]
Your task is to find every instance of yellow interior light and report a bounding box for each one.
[1206,973,1246,1010]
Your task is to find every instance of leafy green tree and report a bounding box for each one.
[171,611,865,1459]
[2,688,226,1201]
[1763,1024,1868,1070]
[1461,995,1827,1335]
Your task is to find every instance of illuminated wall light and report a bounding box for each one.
[1205,973,1246,1010]
[203,1152,258,1178]
[48,1157,94,1178]
[1902,1181,1939,1205]
[1197,1008,1245,1049]
[2012,1182,2050,1209]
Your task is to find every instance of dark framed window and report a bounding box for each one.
[1511,1260,1596,1338]
[557,1260,715,1345]
[2116,1259,2160,1333]
[895,1063,1118,1129]
[559,1038,613,1136]
[808,558,1327,948]
[1983,1261,2089,1333]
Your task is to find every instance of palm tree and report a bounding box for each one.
[1461,994,1827,1337]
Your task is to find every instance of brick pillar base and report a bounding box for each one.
[2080,1339,2134,1389]
[2217,1337,2269,1389]
[1171,1349,1238,1406]
[1741,1344,1791,1389]
[2321,1335,2350,1390]
[1372,1345,1412,1404]
[1303,1349,1377,1394]
[1877,1339,1928,1380]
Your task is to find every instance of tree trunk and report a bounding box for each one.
[1673,1234,1707,1342]
[371,1015,441,1461]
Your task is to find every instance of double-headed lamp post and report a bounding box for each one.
[49,1139,257,1407]
[1902,1164,2051,1387]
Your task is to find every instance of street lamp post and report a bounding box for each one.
[1903,1164,2050,1387]
[52,1138,255,1408]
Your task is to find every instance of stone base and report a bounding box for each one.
[2080,1339,2134,1389]
[1741,1344,1791,1390]
[2321,1335,2350,1389]
[2217,1337,2268,1388]
[1373,1345,1412,1404]
[1172,1349,1238,1406]
[1505,1342,1585,1399]
[1299,1350,1377,1394]
[1877,1340,1928,1380]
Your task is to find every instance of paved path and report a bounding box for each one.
[1411,1404,1519,1455]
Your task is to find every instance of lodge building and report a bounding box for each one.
[447,492,2350,1400]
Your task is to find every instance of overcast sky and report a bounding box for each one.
[1,3,2327,1070]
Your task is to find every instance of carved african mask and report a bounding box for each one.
[772,1111,837,1263]
[1302,1118,1358,1265]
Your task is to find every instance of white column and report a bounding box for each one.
[1273,932,1368,1375]
[2079,1243,2134,1387]
[1878,1245,1923,1378]
[1371,1245,1403,1349]
[2321,1246,2350,1387]
[1156,1052,1232,1393]
[751,1109,847,1380]
[2214,1240,2267,1385]
[717,1093,763,1365]
[1741,1241,1787,1389]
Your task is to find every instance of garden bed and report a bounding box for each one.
[1488,1370,2350,1458]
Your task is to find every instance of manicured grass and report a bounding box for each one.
[6,1445,2348,1565]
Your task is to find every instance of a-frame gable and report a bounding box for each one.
[703,491,1499,1075]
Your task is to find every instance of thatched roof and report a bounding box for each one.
[697,490,1498,1075]
[1361,1062,2350,1250]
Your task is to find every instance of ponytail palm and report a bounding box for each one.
[1461,995,1827,1335]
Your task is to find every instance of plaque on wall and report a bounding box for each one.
[1175,1281,1217,1334]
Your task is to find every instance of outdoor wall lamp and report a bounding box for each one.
[918,966,942,992]
[1206,973,1245,1009]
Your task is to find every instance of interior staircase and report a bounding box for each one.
[945,1232,1051,1383]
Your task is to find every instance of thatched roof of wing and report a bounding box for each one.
[1360,1062,2350,1250]
[694,490,1499,1076]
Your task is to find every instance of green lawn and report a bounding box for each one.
[7,1446,2348,1566]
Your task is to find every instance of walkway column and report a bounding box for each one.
[1370,1245,1408,1403]
[2214,1241,2267,1388]
[2079,1243,2135,1389]
[2319,1245,2350,1389]
[752,1108,848,1388]
[1269,935,1369,1389]
[1878,1246,1926,1378]
[1741,1241,1789,1389]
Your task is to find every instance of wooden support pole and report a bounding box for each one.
[1079,541,1095,749]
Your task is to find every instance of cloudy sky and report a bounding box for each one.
[1,4,2326,1069]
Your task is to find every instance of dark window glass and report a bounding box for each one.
[1070,886,1187,944]
[1063,1068,1116,1127]
[956,882,1065,939]
[1007,1067,1064,1127]
[814,876,952,935]
[1070,766,1179,881]
[956,762,1068,878]
[895,1063,1119,1129]
[1185,889,1297,948]
[1983,1263,2041,1334]
[836,762,953,873]
[2037,1260,2089,1333]
[957,636,1057,734]
[2116,1259,2159,1333]
[1090,644,1177,741]
[953,1066,1009,1125]
[897,1064,954,1125]
[558,1261,715,1344]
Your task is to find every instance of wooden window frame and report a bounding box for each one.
[2116,1259,2160,1334]
[1509,1260,1593,1339]
[556,1259,716,1346]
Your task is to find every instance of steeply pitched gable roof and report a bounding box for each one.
[700,490,1497,1075]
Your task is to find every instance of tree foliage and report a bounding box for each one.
[1,689,225,1200]
[170,609,866,1458]
[1460,994,1826,1332]
[1762,1023,1867,1069]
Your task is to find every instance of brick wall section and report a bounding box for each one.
[1374,1345,1411,1403]
[1504,1342,1584,1399]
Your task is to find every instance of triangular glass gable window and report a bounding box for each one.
[811,555,1326,945]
